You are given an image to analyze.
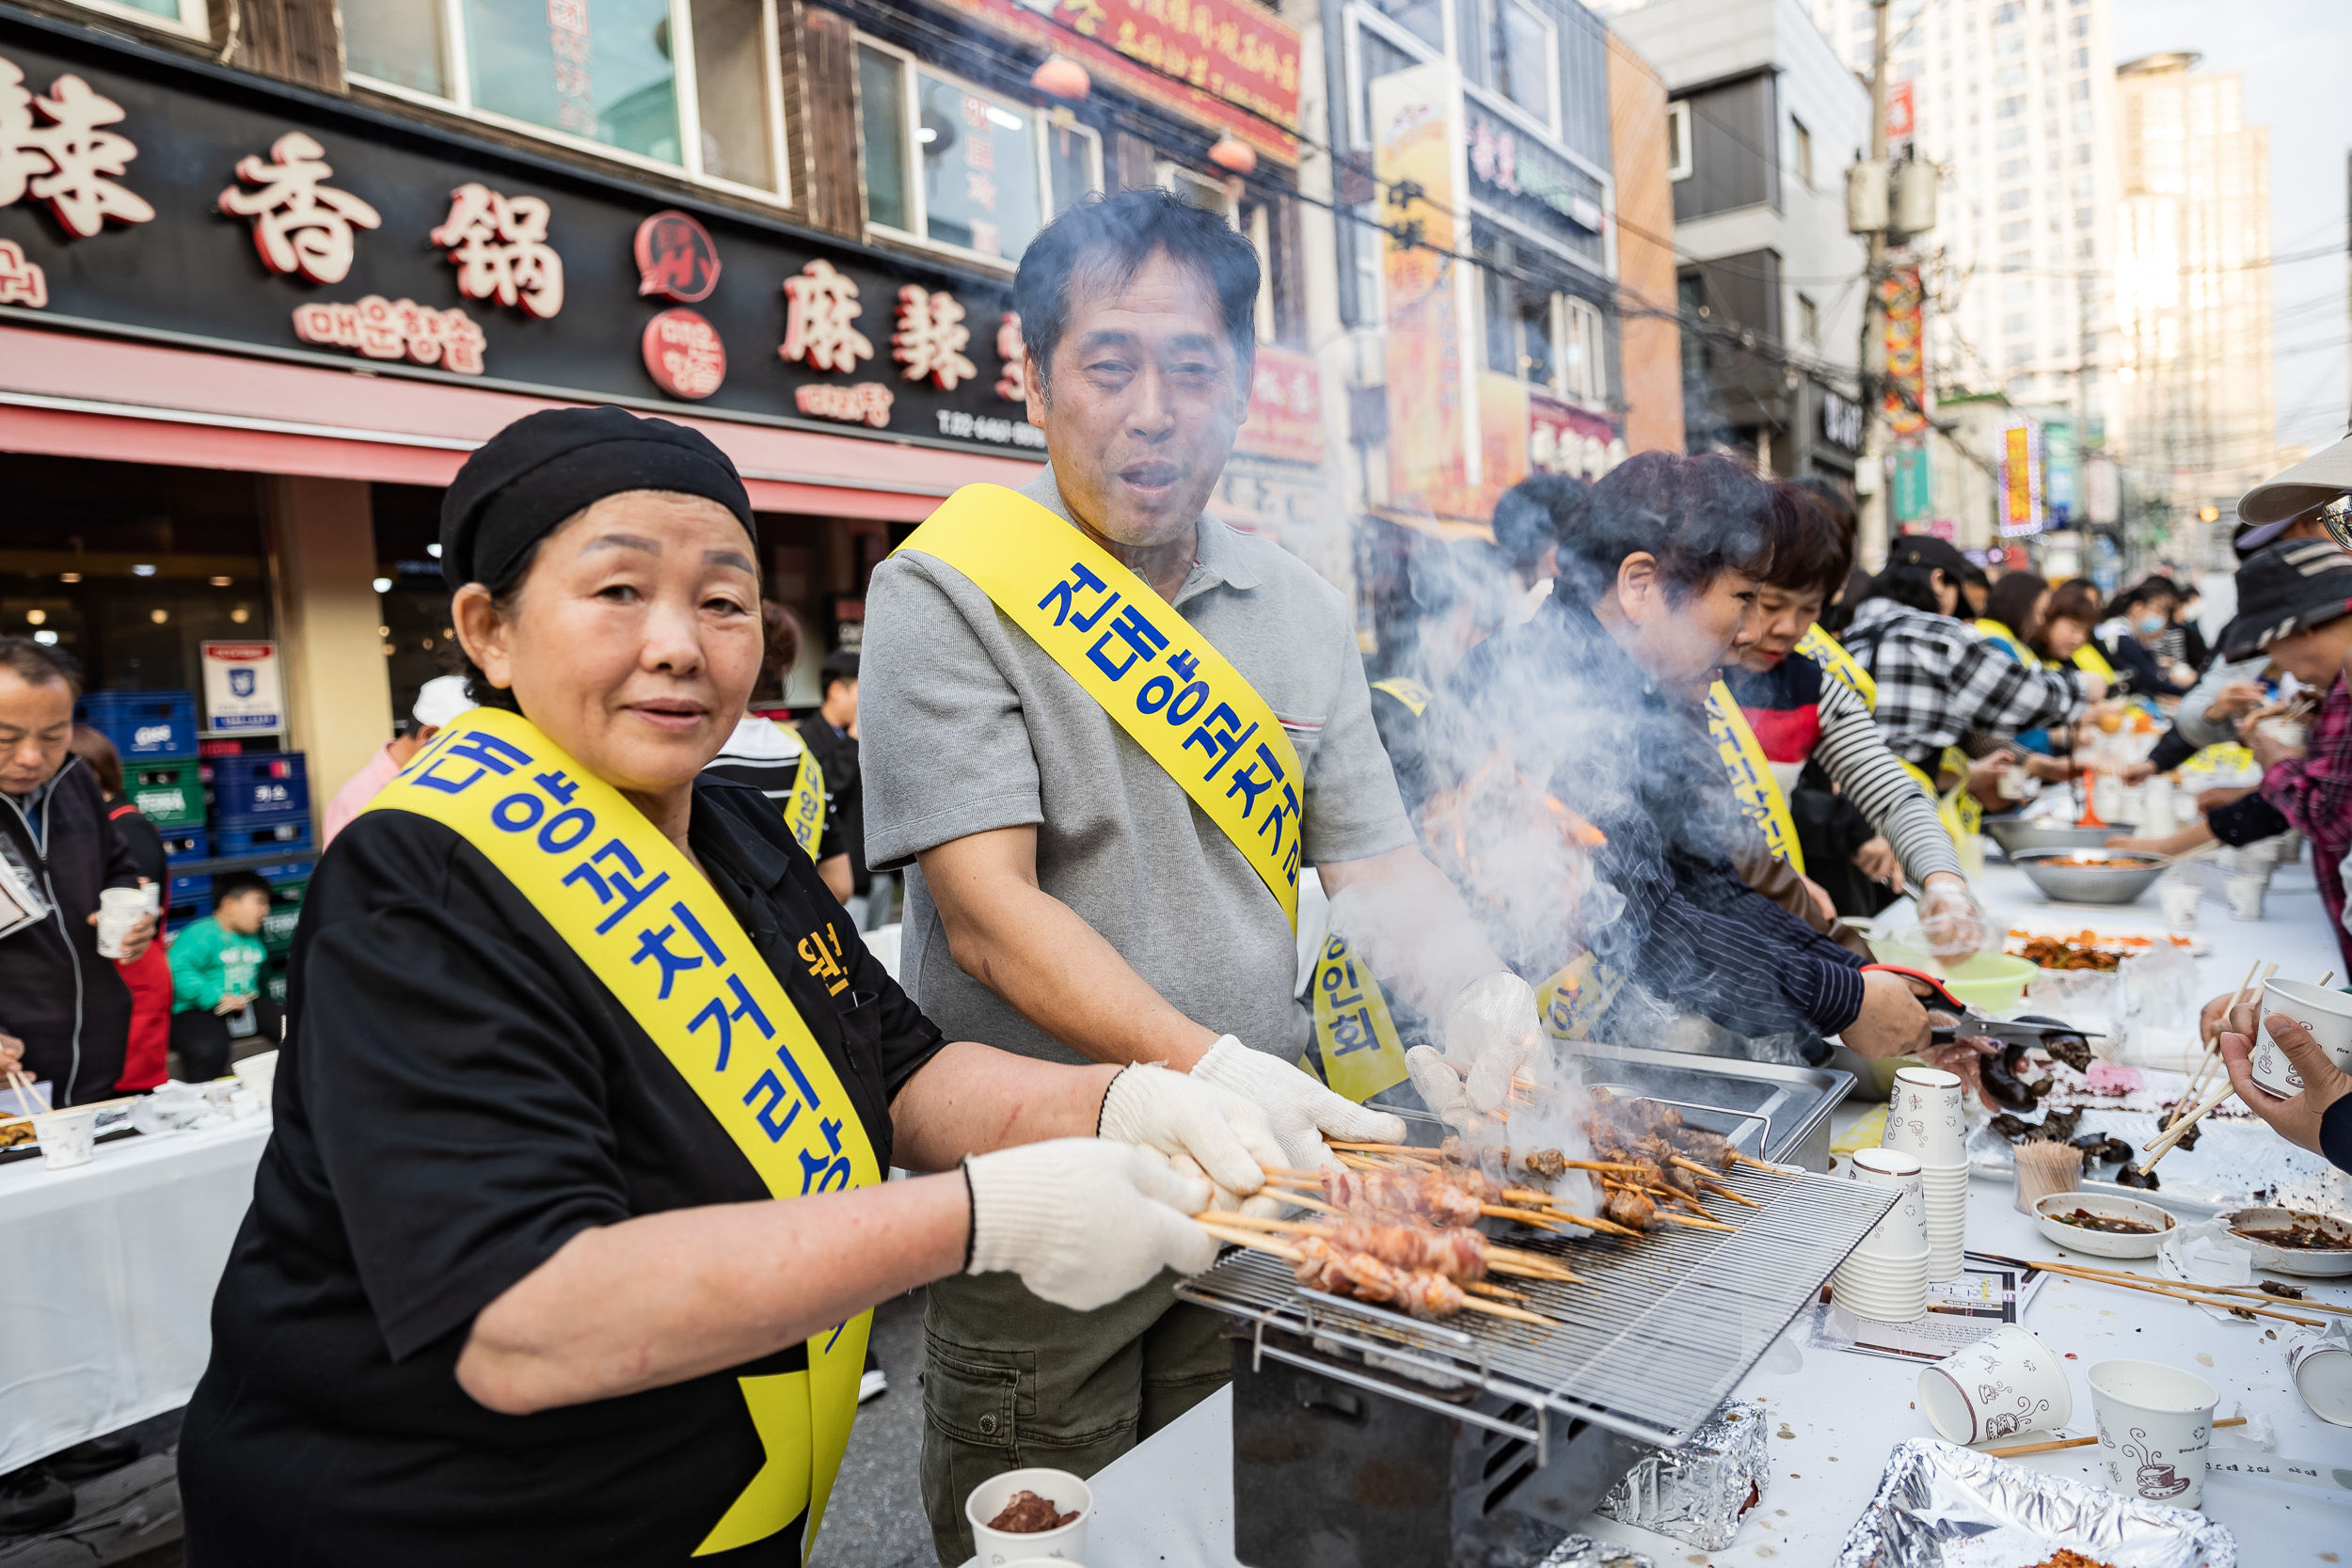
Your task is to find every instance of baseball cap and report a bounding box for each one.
[2237,434,2352,527]
[2214,538,2352,660]
[1885,532,1978,587]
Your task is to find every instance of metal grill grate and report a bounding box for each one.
[1175,1164,1896,1449]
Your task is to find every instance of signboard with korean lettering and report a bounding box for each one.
[1232,343,1325,464]
[1462,99,1606,268]
[0,15,1049,463]
[1528,390,1624,479]
[1373,61,1480,520]
[199,641,283,735]
[928,0,1301,163]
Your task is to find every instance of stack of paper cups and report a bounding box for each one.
[1833,1148,1931,1323]
[1882,1066,1969,1280]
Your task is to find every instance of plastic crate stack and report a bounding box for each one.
[75,692,207,925]
[211,754,313,1004]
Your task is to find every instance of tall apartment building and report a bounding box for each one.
[2112,52,2278,521]
[1817,0,2123,468]
[1607,0,1870,491]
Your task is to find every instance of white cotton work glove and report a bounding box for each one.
[1916,879,1994,963]
[962,1139,1218,1311]
[1441,972,1544,1113]
[1189,1035,1407,1171]
[1406,1044,1473,1132]
[1097,1061,1287,1205]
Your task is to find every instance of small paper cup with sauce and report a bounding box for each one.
[966,1467,1092,1567]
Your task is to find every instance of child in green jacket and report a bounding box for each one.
[168,872,279,1081]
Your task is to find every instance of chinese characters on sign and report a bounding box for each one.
[431,182,564,318]
[293,296,486,373]
[893,284,977,390]
[642,308,725,400]
[634,209,720,302]
[781,259,873,372]
[0,238,43,306]
[993,312,1026,404]
[1,55,155,239]
[1469,119,1519,196]
[1527,391,1624,480]
[548,0,595,135]
[217,132,380,284]
[1232,344,1325,464]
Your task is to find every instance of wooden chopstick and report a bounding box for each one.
[1983,1416,2246,1460]
[6,1070,40,1121]
[2021,1259,2324,1326]
[1990,1256,2352,1318]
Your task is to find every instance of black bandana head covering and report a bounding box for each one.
[440,405,755,593]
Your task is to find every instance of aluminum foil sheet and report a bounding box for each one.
[1594,1398,1768,1550]
[1534,1535,1654,1568]
[1834,1438,2237,1568]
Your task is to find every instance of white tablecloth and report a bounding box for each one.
[0,1117,269,1472]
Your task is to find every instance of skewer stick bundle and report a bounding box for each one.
[2019,1259,2324,1326]
[1983,1416,2247,1460]
[1991,1257,2352,1317]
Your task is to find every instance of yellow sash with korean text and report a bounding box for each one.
[364,708,877,1562]
[1705,680,1804,874]
[1296,931,1410,1103]
[1796,625,1876,709]
[1535,952,1627,1042]
[772,722,827,863]
[897,484,1303,927]
[1897,747,1984,876]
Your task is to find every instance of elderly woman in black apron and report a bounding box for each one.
[180,407,1282,1565]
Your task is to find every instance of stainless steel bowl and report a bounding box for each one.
[1983,818,2141,859]
[2010,848,2169,905]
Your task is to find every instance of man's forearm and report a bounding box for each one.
[920,840,1219,1069]
[889,1039,1120,1170]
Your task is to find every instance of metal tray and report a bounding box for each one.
[1571,1043,1854,1171]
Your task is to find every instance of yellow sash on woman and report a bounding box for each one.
[771,722,827,863]
[1896,747,1984,876]
[1796,624,1876,708]
[365,708,878,1561]
[2066,642,2117,682]
[898,484,1303,927]
[1705,680,1804,873]
[1972,618,2036,667]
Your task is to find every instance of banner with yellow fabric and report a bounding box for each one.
[1295,931,1411,1103]
[776,726,827,863]
[1535,952,1626,1042]
[1796,624,1876,708]
[1706,679,1804,873]
[897,484,1303,929]
[365,708,878,1562]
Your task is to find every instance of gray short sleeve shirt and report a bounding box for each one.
[859,467,1413,1065]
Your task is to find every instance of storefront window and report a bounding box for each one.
[1486,0,1557,125]
[64,0,208,40]
[857,41,1100,263]
[348,0,786,199]
[0,458,272,698]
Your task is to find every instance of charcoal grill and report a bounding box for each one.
[1181,1157,1896,1566]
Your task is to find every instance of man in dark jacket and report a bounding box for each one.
[0,639,155,1105]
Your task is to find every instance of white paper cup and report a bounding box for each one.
[966,1468,1092,1567]
[2224,874,2266,922]
[94,885,146,958]
[2247,978,2352,1099]
[2089,1360,2218,1509]
[233,1051,279,1112]
[1917,1325,2072,1444]
[31,1106,97,1171]
[2285,1323,2352,1427]
[2159,879,2201,932]
[1883,1067,1967,1167]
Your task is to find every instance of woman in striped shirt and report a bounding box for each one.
[1720,485,1984,951]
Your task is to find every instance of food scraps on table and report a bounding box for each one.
[2026,1552,2121,1568]
[0,1117,32,1151]
[2231,1213,2352,1251]
[1990,1107,2084,1145]
[2049,1208,2161,1235]
[2069,1133,2136,1167]
[986,1490,1079,1533]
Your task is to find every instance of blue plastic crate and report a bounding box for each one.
[210,815,315,858]
[167,872,212,912]
[78,690,197,762]
[160,827,209,862]
[249,858,315,886]
[211,753,310,819]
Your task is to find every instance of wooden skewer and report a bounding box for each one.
[1651,1210,1739,1233]
[1256,1183,1348,1217]
[1668,1156,1763,1207]
[1725,1150,1780,1173]
[1465,1280,1534,1303]
[6,1070,40,1121]
[1983,1417,2247,1460]
[1980,1254,2352,1317]
[1201,1212,1584,1282]
[1325,1141,1441,1156]
[2025,1259,2325,1326]
[2318,970,2337,989]
[1193,1222,1560,1327]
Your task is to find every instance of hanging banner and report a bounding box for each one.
[1374,61,1479,520]
[1880,266,1927,436]
[1894,443,1932,523]
[2001,420,2044,538]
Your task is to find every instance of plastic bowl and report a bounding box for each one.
[1867,942,2041,1012]
[2011,849,2169,907]
[2036,1192,2175,1259]
[2225,1209,2352,1278]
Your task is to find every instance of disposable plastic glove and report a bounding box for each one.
[1190,1035,1407,1171]
[1441,972,1543,1112]
[1916,879,1993,963]
[1406,1044,1473,1132]
[962,1139,1217,1311]
[1098,1061,1287,1198]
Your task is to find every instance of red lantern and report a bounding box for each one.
[1208,135,1257,176]
[1031,56,1091,100]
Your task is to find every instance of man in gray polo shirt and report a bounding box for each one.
[862,190,1543,1561]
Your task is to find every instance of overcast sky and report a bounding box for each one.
[2110,0,2352,460]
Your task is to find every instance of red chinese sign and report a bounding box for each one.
[634,209,719,303]
[431,183,564,318]
[1233,343,1324,464]
[292,296,485,373]
[1886,80,1915,148]
[0,237,44,306]
[1528,391,1623,479]
[217,132,380,285]
[1,56,155,239]
[642,308,725,399]
[927,0,1300,162]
